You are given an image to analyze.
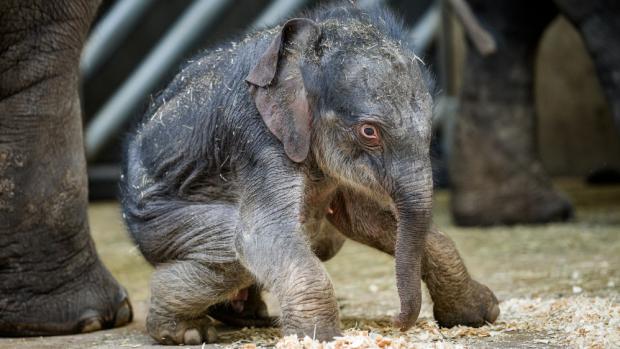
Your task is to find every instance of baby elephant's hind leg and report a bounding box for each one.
[148,260,253,345]
[422,229,500,327]
[139,202,255,345]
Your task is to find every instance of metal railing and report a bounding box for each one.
[85,0,234,160]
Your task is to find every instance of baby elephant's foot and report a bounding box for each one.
[147,311,217,345]
[433,280,500,328]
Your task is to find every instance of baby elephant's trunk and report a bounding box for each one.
[391,169,432,331]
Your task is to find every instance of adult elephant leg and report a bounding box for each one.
[450,0,573,226]
[555,0,620,133]
[0,0,132,335]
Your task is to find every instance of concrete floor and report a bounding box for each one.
[1,180,618,348]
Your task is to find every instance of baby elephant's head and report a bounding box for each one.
[246,17,433,330]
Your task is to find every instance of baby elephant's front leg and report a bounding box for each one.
[423,228,500,327]
[236,168,340,341]
[237,226,340,340]
[327,190,499,328]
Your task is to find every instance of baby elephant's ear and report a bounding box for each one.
[246,18,321,163]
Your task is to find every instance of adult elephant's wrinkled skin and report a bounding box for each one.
[0,0,132,336]
[121,3,498,345]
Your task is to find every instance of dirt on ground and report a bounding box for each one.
[0,180,618,348]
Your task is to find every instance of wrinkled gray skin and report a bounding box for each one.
[0,0,132,336]
[121,4,498,345]
[451,0,620,226]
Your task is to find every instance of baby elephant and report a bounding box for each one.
[121,3,499,345]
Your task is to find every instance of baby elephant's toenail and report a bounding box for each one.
[487,303,500,323]
[183,328,202,345]
[159,331,174,345]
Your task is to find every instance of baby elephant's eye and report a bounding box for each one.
[357,123,381,147]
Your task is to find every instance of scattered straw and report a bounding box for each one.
[221,296,619,348]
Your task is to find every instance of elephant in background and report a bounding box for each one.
[451,0,620,226]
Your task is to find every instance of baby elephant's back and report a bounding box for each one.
[131,37,269,182]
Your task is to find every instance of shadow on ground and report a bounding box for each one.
[1,180,618,348]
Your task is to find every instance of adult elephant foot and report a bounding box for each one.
[0,146,134,335]
[449,0,572,226]
[450,112,573,226]
[0,254,133,336]
[0,0,132,336]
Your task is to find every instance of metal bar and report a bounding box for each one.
[446,0,496,55]
[251,0,309,29]
[357,0,386,9]
[86,0,233,160]
[408,4,440,54]
[436,0,458,159]
[438,0,456,96]
[80,0,153,79]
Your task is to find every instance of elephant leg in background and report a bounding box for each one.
[556,0,620,133]
[450,0,573,226]
[327,190,499,328]
[0,0,132,335]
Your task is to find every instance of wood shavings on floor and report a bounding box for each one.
[222,296,619,349]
